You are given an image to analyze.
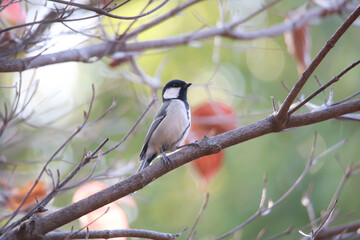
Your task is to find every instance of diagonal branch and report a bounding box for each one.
[47,0,169,20]
[315,219,360,239]
[275,4,360,125]
[0,85,97,234]
[288,59,360,115]
[1,96,358,240]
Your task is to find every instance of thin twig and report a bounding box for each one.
[315,219,360,239]
[48,0,169,20]
[215,135,348,240]
[264,226,293,240]
[125,0,202,40]
[2,97,358,240]
[1,2,357,72]
[311,199,338,239]
[84,97,118,128]
[314,75,327,104]
[271,96,277,112]
[130,56,160,89]
[56,139,109,192]
[64,207,110,240]
[289,59,360,114]
[215,134,317,240]
[333,90,360,106]
[118,0,155,40]
[229,0,283,28]
[91,96,156,159]
[259,173,268,211]
[255,228,267,240]
[301,183,317,231]
[44,228,179,240]
[0,85,97,234]
[276,4,360,121]
[187,193,210,240]
[327,161,360,213]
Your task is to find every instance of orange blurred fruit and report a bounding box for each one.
[72,181,129,240]
[187,101,237,187]
[191,101,237,135]
[0,0,26,26]
[6,180,47,211]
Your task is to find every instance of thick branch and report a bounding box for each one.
[1,98,359,240]
[0,2,355,72]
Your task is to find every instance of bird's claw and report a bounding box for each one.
[161,147,172,169]
[177,140,199,149]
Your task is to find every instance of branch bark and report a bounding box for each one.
[315,219,360,239]
[276,3,360,123]
[1,2,359,240]
[0,1,356,72]
[1,98,359,240]
[43,228,179,240]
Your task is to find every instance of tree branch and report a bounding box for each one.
[288,59,360,115]
[43,228,179,240]
[275,3,360,124]
[315,219,360,239]
[47,0,169,20]
[1,96,359,240]
[0,2,356,72]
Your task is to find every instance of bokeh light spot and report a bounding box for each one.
[246,39,284,82]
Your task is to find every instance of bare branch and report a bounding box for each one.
[0,85,98,234]
[265,226,293,240]
[0,2,359,239]
[48,0,169,20]
[315,219,360,239]
[214,136,346,240]
[327,161,360,213]
[0,92,359,240]
[91,96,156,158]
[311,199,338,239]
[187,193,209,240]
[301,183,317,231]
[229,0,283,28]
[333,91,360,106]
[275,3,360,126]
[44,228,179,240]
[1,2,356,72]
[289,59,360,115]
[124,0,203,40]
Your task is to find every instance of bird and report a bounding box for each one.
[137,79,192,173]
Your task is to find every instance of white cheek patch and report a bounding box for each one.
[163,87,181,99]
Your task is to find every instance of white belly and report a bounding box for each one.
[149,100,190,153]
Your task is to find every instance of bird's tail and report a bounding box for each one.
[136,159,150,173]
[136,153,157,173]
[132,155,156,196]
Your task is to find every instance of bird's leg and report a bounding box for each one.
[177,140,199,149]
[161,147,171,168]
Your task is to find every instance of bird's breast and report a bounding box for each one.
[150,100,190,153]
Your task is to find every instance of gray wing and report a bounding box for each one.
[139,101,170,160]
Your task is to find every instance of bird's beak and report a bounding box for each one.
[185,82,192,88]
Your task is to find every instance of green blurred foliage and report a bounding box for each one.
[1,0,360,239]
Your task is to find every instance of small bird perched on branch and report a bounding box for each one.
[137,79,192,172]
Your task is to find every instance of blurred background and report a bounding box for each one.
[1,0,360,239]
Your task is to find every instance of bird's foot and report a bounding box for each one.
[161,147,172,169]
[177,140,199,149]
